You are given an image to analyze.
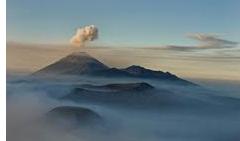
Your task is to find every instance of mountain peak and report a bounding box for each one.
[34,52,108,75]
[59,52,95,63]
[123,65,165,76]
[126,65,146,70]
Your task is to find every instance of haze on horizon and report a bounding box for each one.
[6,1,240,141]
[6,0,240,81]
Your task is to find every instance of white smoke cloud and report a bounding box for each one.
[70,25,98,47]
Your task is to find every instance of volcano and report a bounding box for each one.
[34,52,109,75]
[33,52,196,86]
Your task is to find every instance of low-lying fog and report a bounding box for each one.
[7,73,240,141]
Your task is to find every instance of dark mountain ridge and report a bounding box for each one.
[33,52,196,86]
[81,82,154,92]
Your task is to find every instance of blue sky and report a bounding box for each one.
[7,0,240,46]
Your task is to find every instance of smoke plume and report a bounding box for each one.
[70,25,98,47]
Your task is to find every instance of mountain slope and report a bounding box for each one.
[34,52,109,75]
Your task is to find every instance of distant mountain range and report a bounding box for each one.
[34,52,196,86]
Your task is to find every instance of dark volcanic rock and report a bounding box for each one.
[46,106,103,128]
[81,82,154,92]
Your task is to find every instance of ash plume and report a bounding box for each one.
[70,25,98,47]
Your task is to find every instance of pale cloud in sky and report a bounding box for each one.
[147,33,239,51]
[188,33,238,48]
